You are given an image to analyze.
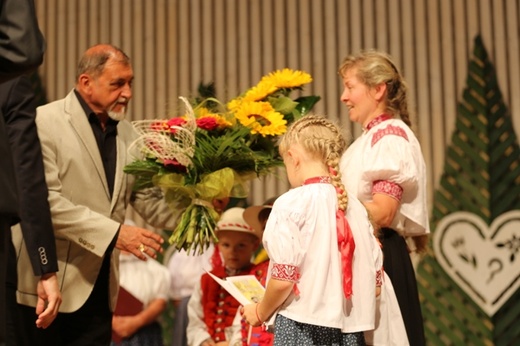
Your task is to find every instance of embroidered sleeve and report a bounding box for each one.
[376,269,383,287]
[271,263,300,283]
[372,180,403,201]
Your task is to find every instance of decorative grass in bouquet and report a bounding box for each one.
[124,69,320,254]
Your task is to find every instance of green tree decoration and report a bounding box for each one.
[417,35,520,345]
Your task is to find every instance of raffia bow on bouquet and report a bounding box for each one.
[124,68,320,254]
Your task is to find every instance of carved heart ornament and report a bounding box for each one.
[433,210,520,316]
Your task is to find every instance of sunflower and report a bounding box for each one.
[260,68,312,89]
[234,101,287,136]
[226,98,242,112]
[242,80,278,102]
[195,107,220,118]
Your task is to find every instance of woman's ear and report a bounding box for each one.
[373,82,387,102]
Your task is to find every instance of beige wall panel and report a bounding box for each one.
[452,0,469,147]
[506,0,520,135]
[412,0,436,202]
[427,0,446,197]
[492,1,507,77]
[400,0,417,133]
[385,0,398,55]
[323,0,341,125]
[440,0,457,146]
[362,0,375,48]
[479,0,494,54]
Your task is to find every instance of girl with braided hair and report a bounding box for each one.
[339,50,429,346]
[242,115,383,345]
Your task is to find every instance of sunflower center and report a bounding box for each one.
[252,114,271,126]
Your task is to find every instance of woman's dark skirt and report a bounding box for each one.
[380,228,425,346]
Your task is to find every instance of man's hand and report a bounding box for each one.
[201,338,216,346]
[112,315,140,339]
[116,224,164,260]
[35,273,62,329]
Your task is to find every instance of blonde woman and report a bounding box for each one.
[338,50,429,346]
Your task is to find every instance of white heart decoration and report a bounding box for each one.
[433,210,520,316]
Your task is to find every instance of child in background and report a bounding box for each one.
[242,115,383,345]
[169,197,232,346]
[243,197,277,265]
[228,198,278,346]
[111,220,171,346]
[186,208,271,346]
[168,245,214,346]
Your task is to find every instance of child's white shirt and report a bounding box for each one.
[263,184,382,333]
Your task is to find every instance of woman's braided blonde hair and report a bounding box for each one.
[279,115,348,211]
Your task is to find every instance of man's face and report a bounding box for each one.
[88,58,134,119]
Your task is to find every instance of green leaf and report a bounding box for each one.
[295,95,321,116]
[269,95,298,114]
[123,159,163,190]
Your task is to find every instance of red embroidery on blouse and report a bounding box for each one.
[303,176,331,185]
[371,124,409,147]
[271,263,300,282]
[376,269,383,287]
[372,180,403,201]
[366,114,393,131]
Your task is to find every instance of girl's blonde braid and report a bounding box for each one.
[289,115,349,212]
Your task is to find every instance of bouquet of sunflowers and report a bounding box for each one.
[124,69,319,254]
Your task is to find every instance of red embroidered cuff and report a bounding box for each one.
[376,269,383,287]
[271,263,300,282]
[372,180,403,201]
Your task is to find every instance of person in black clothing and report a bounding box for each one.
[0,0,50,344]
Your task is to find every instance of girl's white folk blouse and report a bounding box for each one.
[263,184,382,333]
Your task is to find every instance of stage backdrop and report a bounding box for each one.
[33,1,520,344]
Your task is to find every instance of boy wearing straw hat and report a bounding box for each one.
[186,207,272,346]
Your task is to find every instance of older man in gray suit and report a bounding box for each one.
[12,44,184,346]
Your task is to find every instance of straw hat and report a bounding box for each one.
[216,207,262,240]
[243,196,278,234]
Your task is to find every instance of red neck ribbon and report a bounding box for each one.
[303,176,355,299]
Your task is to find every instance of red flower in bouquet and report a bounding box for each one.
[196,117,219,131]
[167,117,187,133]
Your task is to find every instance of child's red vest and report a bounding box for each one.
[200,260,271,344]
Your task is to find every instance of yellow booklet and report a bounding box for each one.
[206,271,265,305]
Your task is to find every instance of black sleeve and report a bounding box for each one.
[4,75,58,276]
[0,0,46,83]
